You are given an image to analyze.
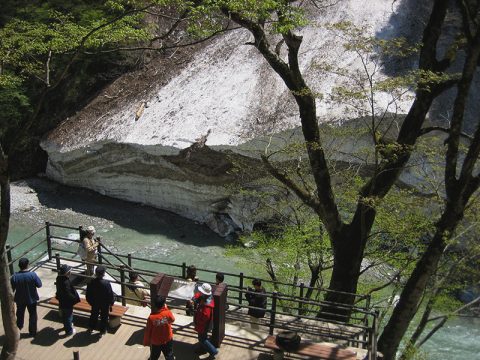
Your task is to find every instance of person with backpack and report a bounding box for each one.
[55,264,80,336]
[86,265,114,335]
[143,295,175,360]
[245,278,267,330]
[193,283,218,359]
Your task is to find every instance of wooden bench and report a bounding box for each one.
[265,335,357,360]
[49,297,128,328]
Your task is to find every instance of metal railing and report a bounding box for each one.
[6,222,379,358]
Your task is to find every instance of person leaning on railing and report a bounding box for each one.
[245,278,267,330]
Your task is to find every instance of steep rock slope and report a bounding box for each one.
[41,0,424,236]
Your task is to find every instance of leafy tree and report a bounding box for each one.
[0,1,174,357]
[170,1,480,358]
[2,2,480,360]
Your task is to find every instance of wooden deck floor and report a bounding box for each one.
[0,302,273,360]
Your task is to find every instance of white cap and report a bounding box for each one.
[198,283,212,296]
[86,226,95,233]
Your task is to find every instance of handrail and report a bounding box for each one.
[45,222,377,353]
[94,249,367,303]
[48,222,79,231]
[8,238,46,266]
[50,251,377,352]
[45,223,364,301]
[7,226,46,252]
[98,243,130,268]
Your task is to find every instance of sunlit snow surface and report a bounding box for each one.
[45,0,413,152]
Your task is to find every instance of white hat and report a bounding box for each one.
[198,283,212,296]
[86,226,96,233]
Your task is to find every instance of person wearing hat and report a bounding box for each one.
[143,295,175,360]
[82,225,100,276]
[10,257,42,337]
[86,265,114,335]
[55,264,80,336]
[192,283,218,359]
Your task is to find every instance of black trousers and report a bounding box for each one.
[16,302,37,335]
[150,340,174,360]
[89,304,109,332]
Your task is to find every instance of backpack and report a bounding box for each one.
[275,330,301,352]
[76,229,88,259]
[77,241,87,259]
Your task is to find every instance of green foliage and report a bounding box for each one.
[0,80,31,139]
[228,216,332,290]
[183,0,307,38]
[0,4,149,81]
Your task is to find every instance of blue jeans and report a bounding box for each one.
[198,332,218,356]
[61,308,74,334]
[16,302,37,335]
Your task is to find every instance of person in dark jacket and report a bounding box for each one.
[245,278,267,330]
[55,264,80,336]
[86,265,114,335]
[10,257,42,337]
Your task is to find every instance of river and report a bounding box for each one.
[8,178,480,359]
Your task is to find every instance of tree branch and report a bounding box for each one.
[261,154,320,211]
[419,126,473,140]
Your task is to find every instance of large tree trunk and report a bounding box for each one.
[321,224,366,320]
[378,207,464,360]
[0,152,19,360]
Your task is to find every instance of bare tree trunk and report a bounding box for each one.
[0,148,18,360]
[378,230,446,360]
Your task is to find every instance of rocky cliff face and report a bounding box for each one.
[40,0,450,236]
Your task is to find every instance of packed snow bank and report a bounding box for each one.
[41,0,423,236]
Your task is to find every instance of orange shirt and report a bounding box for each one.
[143,306,175,346]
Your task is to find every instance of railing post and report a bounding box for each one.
[127,253,132,268]
[239,272,244,305]
[78,226,83,263]
[181,262,186,279]
[371,310,379,359]
[6,244,14,276]
[298,282,304,316]
[55,253,61,272]
[269,291,278,335]
[120,265,126,306]
[45,221,52,260]
[97,240,103,265]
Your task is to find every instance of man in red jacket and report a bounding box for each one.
[143,295,175,360]
[193,283,218,359]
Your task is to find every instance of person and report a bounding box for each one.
[55,264,80,336]
[245,278,267,330]
[143,295,175,360]
[10,257,42,337]
[185,265,199,315]
[185,265,199,282]
[215,272,229,310]
[86,265,114,335]
[215,273,224,286]
[193,283,218,359]
[82,226,100,276]
[125,271,150,306]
